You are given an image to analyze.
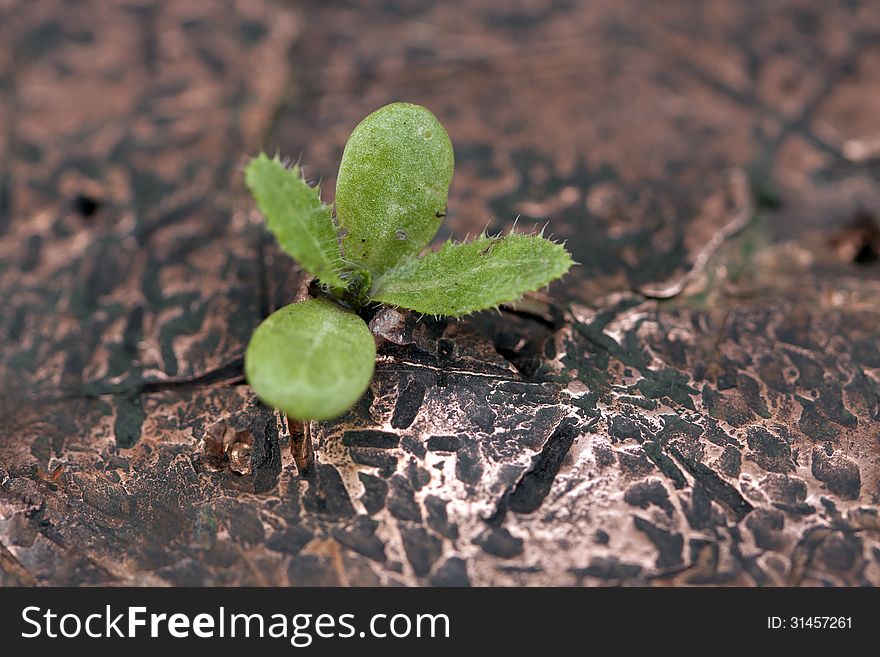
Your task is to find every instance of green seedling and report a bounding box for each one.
[245,102,573,421]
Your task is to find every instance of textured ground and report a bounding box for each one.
[1,0,879,586]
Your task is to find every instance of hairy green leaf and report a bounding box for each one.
[245,299,376,420]
[245,153,345,289]
[371,232,574,317]
[335,102,454,274]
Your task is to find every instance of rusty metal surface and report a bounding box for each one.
[1,0,879,586]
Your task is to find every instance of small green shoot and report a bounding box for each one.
[245,102,574,421]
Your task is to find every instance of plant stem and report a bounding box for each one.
[289,417,315,474]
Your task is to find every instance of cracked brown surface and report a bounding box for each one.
[1,0,879,586]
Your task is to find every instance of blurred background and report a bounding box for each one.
[1,1,879,586]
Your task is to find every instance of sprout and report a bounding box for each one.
[244,102,573,421]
